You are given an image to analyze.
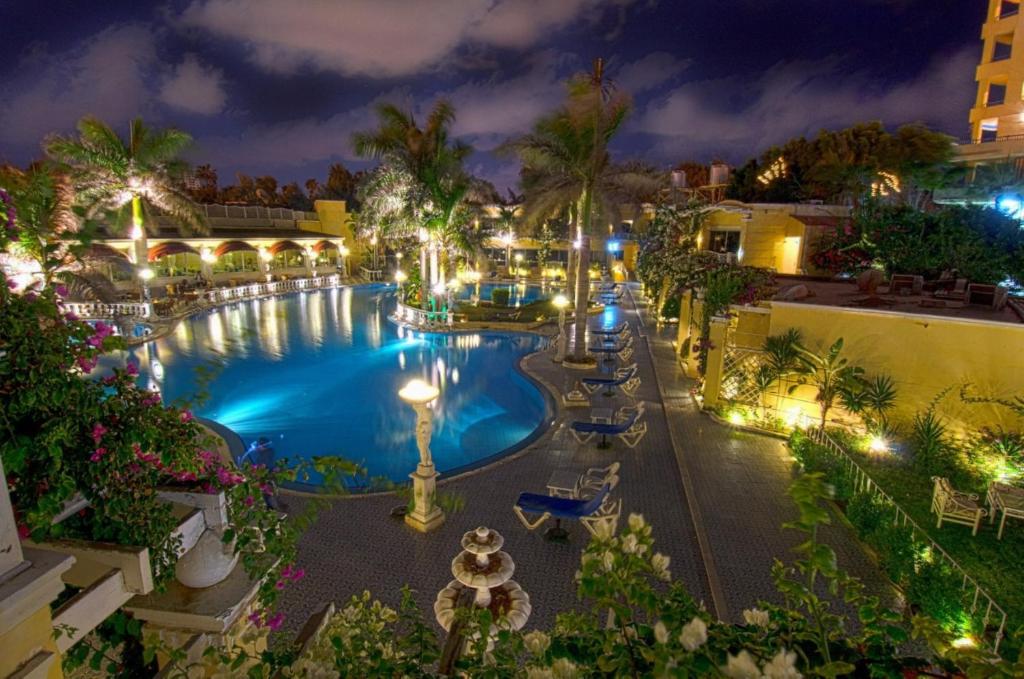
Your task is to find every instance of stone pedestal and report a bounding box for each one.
[405,463,445,532]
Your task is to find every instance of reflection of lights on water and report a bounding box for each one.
[340,287,353,343]
[309,292,324,347]
[174,320,193,351]
[207,311,226,354]
[151,359,164,382]
[452,367,460,384]
[147,379,160,394]
[455,334,481,350]
[398,351,406,370]
[262,298,282,359]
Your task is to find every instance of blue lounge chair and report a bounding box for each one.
[570,410,647,449]
[588,341,633,363]
[581,366,639,396]
[513,483,619,540]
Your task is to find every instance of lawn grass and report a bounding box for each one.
[835,439,1024,636]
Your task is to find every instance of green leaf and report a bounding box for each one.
[815,660,856,677]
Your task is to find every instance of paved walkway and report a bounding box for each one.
[278,285,889,634]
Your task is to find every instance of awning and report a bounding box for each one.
[313,240,339,253]
[268,240,303,255]
[148,242,199,262]
[214,240,257,257]
[82,243,130,260]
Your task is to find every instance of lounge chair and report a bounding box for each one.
[589,342,633,363]
[931,476,986,536]
[600,287,625,304]
[570,410,647,449]
[581,366,639,396]
[966,283,1008,310]
[933,277,968,300]
[888,274,923,295]
[513,483,616,540]
[577,462,621,497]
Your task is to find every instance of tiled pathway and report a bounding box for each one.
[278,285,890,634]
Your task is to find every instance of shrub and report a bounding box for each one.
[491,287,510,306]
[846,493,918,584]
[788,431,855,500]
[906,560,975,636]
[660,295,681,319]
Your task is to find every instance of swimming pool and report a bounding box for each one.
[112,285,551,484]
[455,281,565,307]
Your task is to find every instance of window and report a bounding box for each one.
[993,34,1014,62]
[987,82,1008,106]
[708,230,741,254]
[999,1,1020,19]
[980,118,999,143]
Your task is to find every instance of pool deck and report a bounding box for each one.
[278,284,891,633]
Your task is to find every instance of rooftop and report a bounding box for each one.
[772,275,1023,325]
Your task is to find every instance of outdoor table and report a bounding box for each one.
[987,484,1024,540]
[590,408,614,424]
[546,469,581,498]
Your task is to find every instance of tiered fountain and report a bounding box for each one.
[434,526,531,633]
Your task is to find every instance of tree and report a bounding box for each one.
[504,61,662,363]
[46,117,205,237]
[794,337,864,428]
[0,164,79,283]
[189,164,219,204]
[254,175,279,206]
[353,99,476,308]
[281,182,312,211]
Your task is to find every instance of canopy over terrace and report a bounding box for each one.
[214,240,258,257]
[313,240,339,253]
[147,242,199,262]
[268,240,304,255]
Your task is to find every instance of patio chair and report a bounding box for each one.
[570,410,647,449]
[513,483,613,540]
[578,462,621,495]
[581,366,640,396]
[986,482,1024,540]
[966,283,1008,309]
[933,277,968,300]
[931,476,986,536]
[580,497,622,537]
[888,274,923,295]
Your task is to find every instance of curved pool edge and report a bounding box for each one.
[275,341,561,499]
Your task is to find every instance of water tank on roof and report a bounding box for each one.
[670,170,687,188]
[709,163,731,186]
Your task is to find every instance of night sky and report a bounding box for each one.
[0,0,985,193]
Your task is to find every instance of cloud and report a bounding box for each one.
[178,0,648,77]
[612,51,691,94]
[0,24,158,152]
[636,47,977,161]
[159,54,227,115]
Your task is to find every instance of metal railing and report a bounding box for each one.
[199,204,319,222]
[957,133,1024,145]
[64,301,153,319]
[359,266,384,281]
[810,427,1008,652]
[392,300,459,331]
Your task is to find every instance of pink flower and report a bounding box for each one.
[5,279,15,290]
[289,567,305,582]
[216,467,244,486]
[266,613,284,631]
[247,610,262,626]
[142,394,161,407]
[64,311,79,321]
[180,410,193,423]
[90,447,107,462]
[55,284,68,297]
[24,292,36,302]
[91,423,108,443]
[275,580,286,590]
[101,374,117,385]
[76,356,97,372]
[244,496,255,507]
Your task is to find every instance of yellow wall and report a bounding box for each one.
[0,606,63,679]
[703,209,805,273]
[767,302,1024,432]
[308,200,356,240]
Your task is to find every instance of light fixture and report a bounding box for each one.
[396,252,403,260]
[995,193,1024,220]
[338,245,350,257]
[514,253,523,262]
[728,411,745,426]
[552,294,569,309]
[138,268,155,281]
[130,224,144,240]
[259,248,272,262]
[868,436,890,454]
[951,636,975,649]
[395,270,408,284]
[606,240,621,253]
[398,378,440,405]
[432,281,446,296]
[304,246,316,258]
[200,248,216,264]
[370,235,378,246]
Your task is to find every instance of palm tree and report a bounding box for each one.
[762,328,807,413]
[353,100,474,308]
[0,164,78,284]
[46,117,205,297]
[794,337,864,428]
[504,61,662,363]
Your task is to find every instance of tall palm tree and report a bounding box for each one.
[353,100,474,308]
[504,61,662,363]
[46,117,206,289]
[794,337,864,428]
[0,164,78,284]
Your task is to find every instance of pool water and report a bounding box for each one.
[111,285,550,484]
[455,282,564,307]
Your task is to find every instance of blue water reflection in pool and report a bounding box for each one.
[455,281,565,307]
[120,285,549,483]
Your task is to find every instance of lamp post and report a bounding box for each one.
[338,245,350,278]
[370,234,379,272]
[398,379,444,532]
[395,270,407,303]
[514,252,524,279]
[138,267,155,303]
[552,294,569,362]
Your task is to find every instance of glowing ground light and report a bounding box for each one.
[398,378,440,405]
[868,436,890,454]
[952,636,975,649]
[996,193,1024,221]
[729,411,745,426]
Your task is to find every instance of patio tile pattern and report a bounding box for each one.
[276,285,891,636]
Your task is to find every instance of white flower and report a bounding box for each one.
[523,630,551,656]
[602,551,615,572]
[622,534,639,554]
[678,617,707,651]
[742,607,770,627]
[551,657,579,679]
[653,620,669,644]
[628,513,646,532]
[651,552,671,581]
[592,517,616,540]
[722,650,761,679]
[762,649,802,679]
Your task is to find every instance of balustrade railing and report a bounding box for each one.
[201,274,340,304]
[392,300,455,330]
[810,427,1008,652]
[359,266,384,281]
[63,301,153,319]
